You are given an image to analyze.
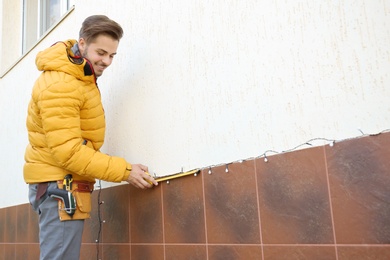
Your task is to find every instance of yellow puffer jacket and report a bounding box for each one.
[24,39,131,184]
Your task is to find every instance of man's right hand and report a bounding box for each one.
[126,164,158,189]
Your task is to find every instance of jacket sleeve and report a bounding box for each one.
[38,78,130,182]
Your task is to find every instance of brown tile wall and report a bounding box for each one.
[1,132,390,259]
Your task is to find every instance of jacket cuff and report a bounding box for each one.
[124,163,132,181]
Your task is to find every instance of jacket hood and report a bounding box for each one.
[35,39,96,83]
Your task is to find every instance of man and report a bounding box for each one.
[24,15,158,259]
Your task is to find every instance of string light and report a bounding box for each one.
[96,179,103,259]
[196,129,390,173]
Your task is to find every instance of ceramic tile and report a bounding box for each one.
[102,244,130,259]
[82,189,102,243]
[256,146,334,244]
[0,244,3,260]
[165,245,207,260]
[326,133,390,244]
[162,172,206,243]
[16,204,30,243]
[28,205,39,243]
[130,184,163,243]
[14,244,30,259]
[0,207,4,243]
[263,246,336,260]
[80,244,98,260]
[3,244,15,259]
[4,206,17,243]
[131,245,164,260]
[204,160,260,244]
[208,245,263,260]
[337,246,390,260]
[27,244,41,260]
[101,184,130,243]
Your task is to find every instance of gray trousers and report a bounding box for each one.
[29,182,84,260]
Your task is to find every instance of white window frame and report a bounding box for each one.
[39,0,70,37]
[1,0,74,77]
[22,0,74,53]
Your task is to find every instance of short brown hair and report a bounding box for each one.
[79,15,123,44]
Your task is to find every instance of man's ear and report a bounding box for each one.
[78,38,86,53]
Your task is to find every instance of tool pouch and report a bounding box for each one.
[56,181,94,221]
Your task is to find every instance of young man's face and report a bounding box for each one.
[78,34,119,77]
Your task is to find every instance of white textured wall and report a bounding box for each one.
[1,0,389,207]
[0,0,22,72]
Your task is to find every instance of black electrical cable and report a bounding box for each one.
[96,179,103,260]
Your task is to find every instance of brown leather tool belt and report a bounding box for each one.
[56,180,94,193]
